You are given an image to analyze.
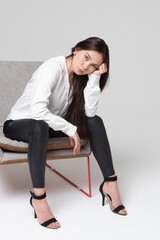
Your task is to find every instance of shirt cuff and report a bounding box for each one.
[88,74,101,86]
[65,123,77,137]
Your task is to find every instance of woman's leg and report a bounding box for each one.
[3,119,61,228]
[86,115,115,178]
[86,115,127,214]
[3,119,49,188]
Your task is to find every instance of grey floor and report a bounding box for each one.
[0,118,159,240]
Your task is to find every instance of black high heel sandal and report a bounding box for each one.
[99,176,127,216]
[29,191,61,229]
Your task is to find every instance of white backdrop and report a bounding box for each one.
[0,0,160,239]
[1,0,159,162]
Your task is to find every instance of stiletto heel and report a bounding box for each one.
[34,210,37,219]
[99,176,127,216]
[100,190,105,206]
[29,191,60,229]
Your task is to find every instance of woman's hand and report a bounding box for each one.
[69,131,81,155]
[93,62,107,75]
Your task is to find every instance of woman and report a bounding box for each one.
[3,37,127,229]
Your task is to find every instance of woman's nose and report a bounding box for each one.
[83,62,89,70]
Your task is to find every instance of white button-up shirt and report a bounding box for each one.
[6,56,101,137]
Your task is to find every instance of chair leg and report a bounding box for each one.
[46,156,92,197]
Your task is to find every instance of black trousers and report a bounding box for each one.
[3,115,115,188]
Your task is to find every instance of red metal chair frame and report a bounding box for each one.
[46,155,91,197]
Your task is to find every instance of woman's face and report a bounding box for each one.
[72,49,103,75]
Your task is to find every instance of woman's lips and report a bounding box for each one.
[77,67,83,73]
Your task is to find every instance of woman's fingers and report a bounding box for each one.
[93,62,107,75]
[72,132,81,155]
[69,137,74,146]
[73,140,80,155]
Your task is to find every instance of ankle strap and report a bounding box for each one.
[104,176,117,182]
[30,191,46,199]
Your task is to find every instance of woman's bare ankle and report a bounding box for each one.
[33,188,45,196]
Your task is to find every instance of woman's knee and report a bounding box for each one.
[86,115,103,127]
[30,119,49,136]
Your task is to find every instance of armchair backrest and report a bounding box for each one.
[0,61,42,126]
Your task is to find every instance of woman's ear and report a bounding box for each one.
[74,48,80,55]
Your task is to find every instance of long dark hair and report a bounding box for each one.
[62,37,110,139]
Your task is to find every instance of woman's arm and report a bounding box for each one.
[83,73,101,117]
[83,63,107,117]
[30,61,77,137]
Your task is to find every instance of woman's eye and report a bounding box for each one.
[92,64,97,68]
[85,55,89,60]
